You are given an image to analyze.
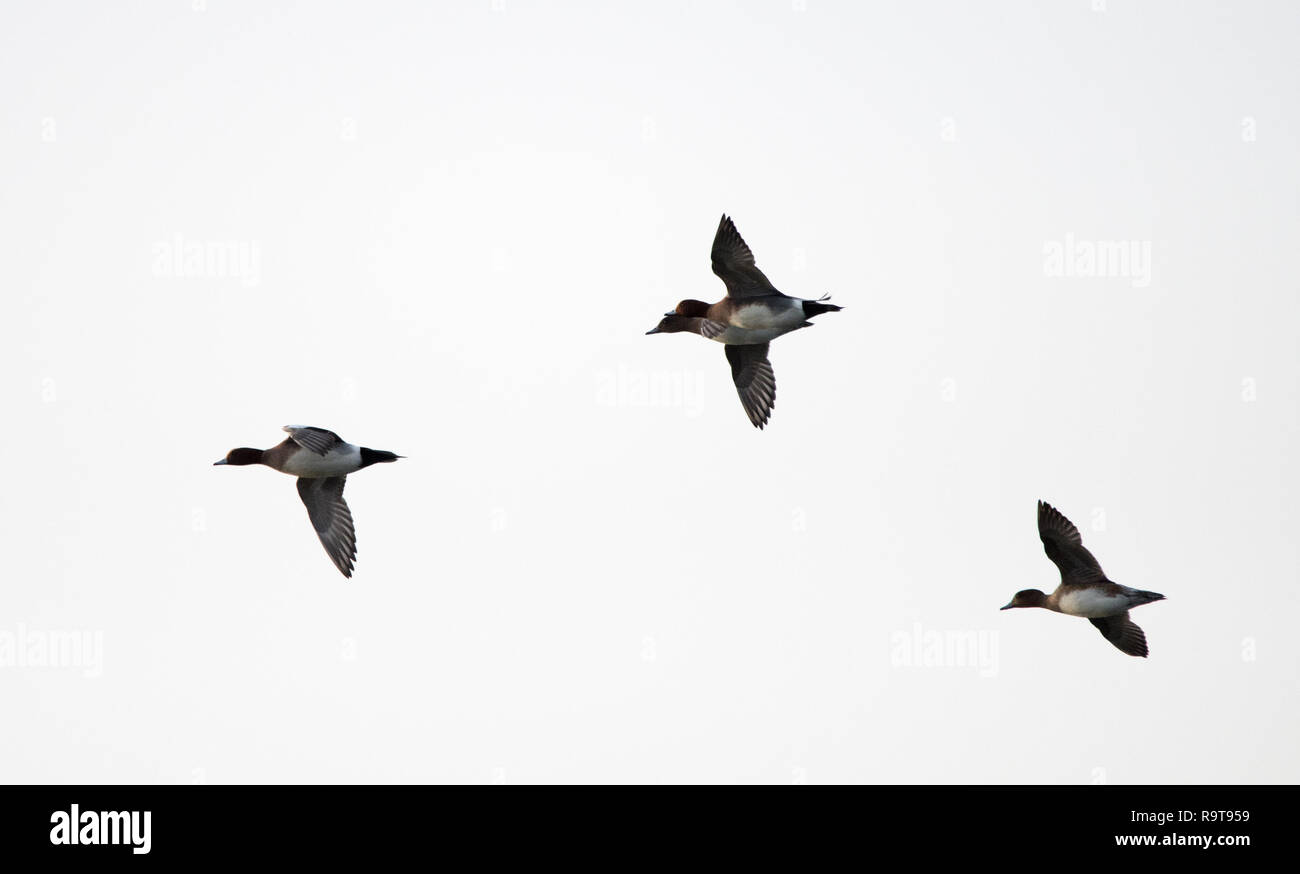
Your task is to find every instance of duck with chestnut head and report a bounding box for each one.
[214,425,402,578]
[646,214,844,429]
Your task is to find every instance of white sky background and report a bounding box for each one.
[2,0,1297,783]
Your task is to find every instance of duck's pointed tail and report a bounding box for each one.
[802,294,843,318]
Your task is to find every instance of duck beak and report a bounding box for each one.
[663,311,674,316]
[645,327,661,335]
[213,459,228,466]
[999,602,1014,610]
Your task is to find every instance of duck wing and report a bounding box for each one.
[284,425,344,456]
[1089,613,1149,657]
[296,476,357,578]
[1038,500,1106,585]
[711,214,781,300]
[725,343,776,429]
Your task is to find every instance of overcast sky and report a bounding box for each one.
[2,0,1296,783]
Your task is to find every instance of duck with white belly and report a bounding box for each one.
[1001,501,1166,657]
[214,425,402,578]
[646,214,843,429]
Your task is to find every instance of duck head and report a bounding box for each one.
[671,299,711,317]
[1000,589,1048,610]
[213,447,265,466]
[646,313,699,335]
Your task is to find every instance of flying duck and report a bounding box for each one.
[214,425,402,578]
[1001,501,1165,657]
[646,214,843,428]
